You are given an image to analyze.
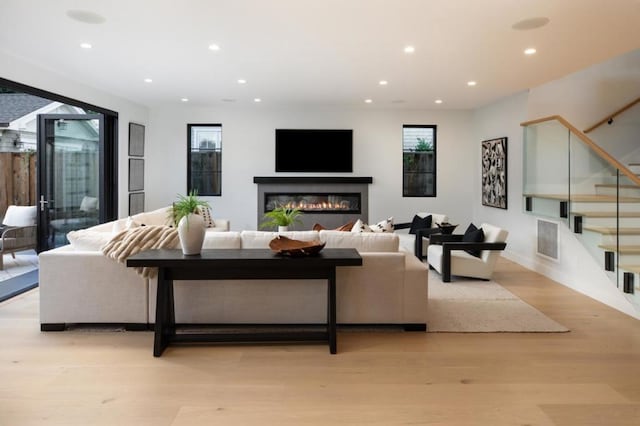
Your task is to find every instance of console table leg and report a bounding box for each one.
[154,268,173,357]
[328,268,337,354]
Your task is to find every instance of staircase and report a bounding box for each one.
[522,99,640,313]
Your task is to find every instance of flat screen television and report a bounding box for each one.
[275,129,353,172]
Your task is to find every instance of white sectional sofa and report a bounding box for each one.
[39,208,428,331]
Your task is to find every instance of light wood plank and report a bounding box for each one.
[1,258,640,425]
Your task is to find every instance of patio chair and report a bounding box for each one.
[1,205,37,270]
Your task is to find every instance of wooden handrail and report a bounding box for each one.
[583,97,640,133]
[520,115,640,187]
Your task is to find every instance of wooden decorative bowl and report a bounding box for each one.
[269,236,326,257]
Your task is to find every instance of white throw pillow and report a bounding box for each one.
[2,205,37,227]
[198,206,215,228]
[66,229,113,251]
[351,219,373,233]
[79,196,98,212]
[370,217,394,233]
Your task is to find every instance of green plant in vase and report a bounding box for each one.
[171,190,211,255]
[260,205,303,231]
[171,190,210,227]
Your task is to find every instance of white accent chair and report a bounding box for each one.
[1,205,37,270]
[394,212,449,259]
[427,223,508,282]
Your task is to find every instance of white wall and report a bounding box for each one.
[147,105,474,231]
[472,49,640,319]
[0,50,149,218]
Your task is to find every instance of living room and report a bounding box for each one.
[2,1,640,424]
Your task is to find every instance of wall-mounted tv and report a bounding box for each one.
[275,129,353,173]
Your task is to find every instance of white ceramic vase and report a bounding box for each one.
[177,213,206,255]
[278,225,289,233]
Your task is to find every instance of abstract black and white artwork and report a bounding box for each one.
[481,137,507,209]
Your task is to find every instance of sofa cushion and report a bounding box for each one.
[409,214,432,234]
[351,219,373,233]
[202,231,241,249]
[319,230,399,252]
[198,206,215,228]
[240,230,320,249]
[370,217,394,233]
[67,229,114,251]
[462,223,484,257]
[134,206,173,227]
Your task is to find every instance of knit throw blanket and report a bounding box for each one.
[102,225,179,278]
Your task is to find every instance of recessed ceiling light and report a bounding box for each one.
[221,98,236,103]
[512,17,550,30]
[467,81,477,86]
[379,80,388,86]
[435,99,443,104]
[80,42,92,49]
[208,44,220,51]
[144,78,153,83]
[237,79,247,84]
[364,99,373,104]
[66,10,106,24]
[404,46,415,54]
[524,47,537,55]
[181,98,189,102]
[254,98,261,103]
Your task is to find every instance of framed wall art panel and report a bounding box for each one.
[129,122,145,157]
[481,137,508,209]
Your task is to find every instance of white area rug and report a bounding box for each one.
[427,270,569,332]
[0,251,38,283]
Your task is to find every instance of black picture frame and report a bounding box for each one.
[481,137,508,209]
[128,158,144,192]
[129,192,145,215]
[129,122,145,157]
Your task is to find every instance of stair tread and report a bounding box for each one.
[525,193,640,202]
[595,184,640,189]
[573,211,640,218]
[584,226,640,235]
[598,245,640,253]
[619,264,640,273]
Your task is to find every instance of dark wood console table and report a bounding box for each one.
[126,248,362,357]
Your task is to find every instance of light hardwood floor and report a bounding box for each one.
[1,258,639,425]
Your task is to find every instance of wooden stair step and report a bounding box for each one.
[598,245,640,254]
[572,211,640,218]
[619,264,640,273]
[595,184,640,189]
[584,226,640,235]
[524,194,640,203]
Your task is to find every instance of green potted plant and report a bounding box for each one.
[171,190,210,255]
[260,205,303,232]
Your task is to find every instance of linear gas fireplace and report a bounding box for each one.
[254,177,372,229]
[265,193,361,214]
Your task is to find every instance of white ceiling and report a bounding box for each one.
[1,0,639,110]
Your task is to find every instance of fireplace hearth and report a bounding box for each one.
[254,177,372,229]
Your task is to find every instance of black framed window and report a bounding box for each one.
[403,125,437,197]
[187,123,222,196]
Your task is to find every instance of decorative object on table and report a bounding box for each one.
[481,137,507,209]
[436,222,458,234]
[269,236,326,257]
[312,221,355,232]
[260,205,303,232]
[171,190,210,255]
[128,123,145,157]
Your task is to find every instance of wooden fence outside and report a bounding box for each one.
[0,152,37,219]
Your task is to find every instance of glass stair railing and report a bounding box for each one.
[522,110,640,312]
